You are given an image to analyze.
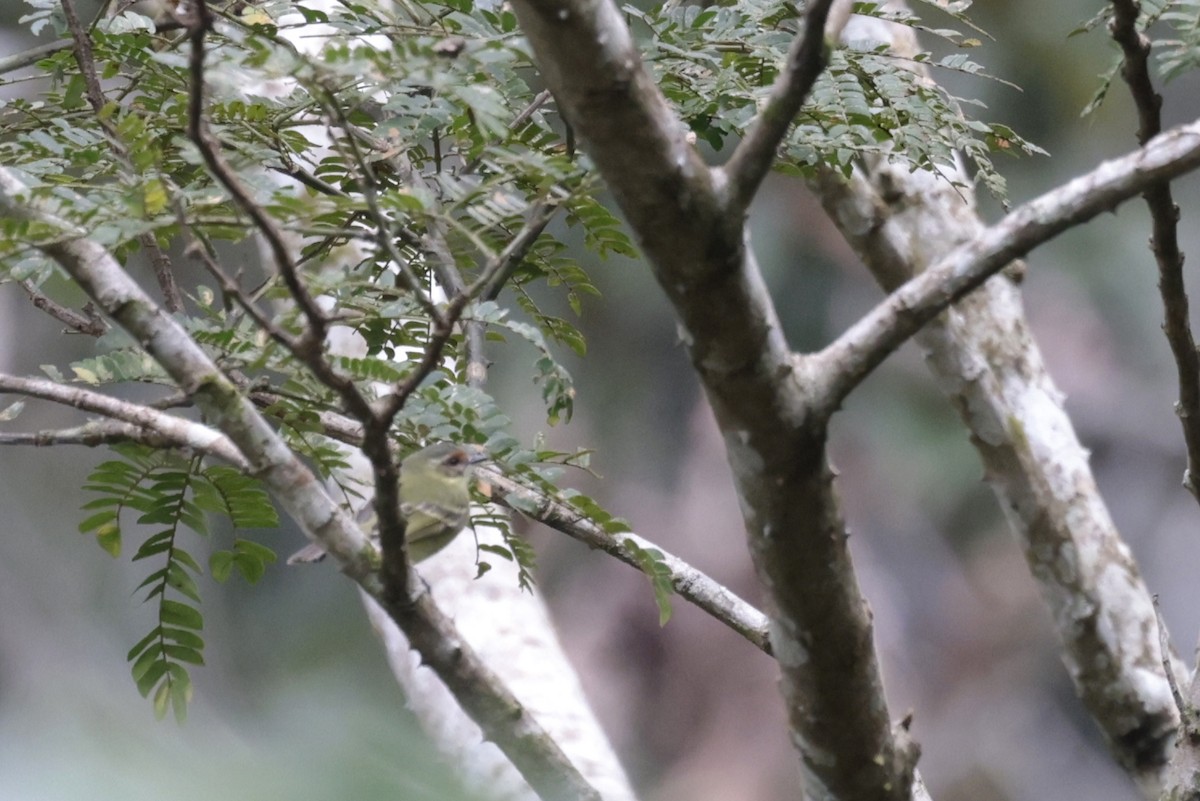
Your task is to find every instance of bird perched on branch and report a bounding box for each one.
[288,442,489,566]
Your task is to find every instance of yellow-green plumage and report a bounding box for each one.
[286,442,485,565]
[398,442,479,561]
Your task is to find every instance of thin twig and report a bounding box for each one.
[0,372,247,465]
[376,217,541,425]
[376,295,468,423]
[461,89,554,175]
[1152,595,1192,731]
[482,468,773,655]
[480,202,560,301]
[722,0,836,212]
[185,2,352,387]
[142,231,185,312]
[421,220,490,388]
[324,103,441,320]
[1109,0,1200,503]
[59,0,107,112]
[177,213,302,353]
[20,279,108,335]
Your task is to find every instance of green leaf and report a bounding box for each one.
[623,538,675,626]
[161,627,205,650]
[209,550,234,583]
[235,539,278,564]
[160,599,203,630]
[95,523,122,557]
[152,679,172,720]
[233,553,266,584]
[477,543,514,561]
[136,660,168,698]
[164,645,205,665]
[130,641,164,683]
[132,530,173,561]
[126,628,160,662]
[78,509,118,533]
[166,561,202,603]
[134,568,169,594]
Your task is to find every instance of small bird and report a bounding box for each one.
[287,442,488,565]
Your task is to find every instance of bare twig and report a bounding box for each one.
[20,279,108,335]
[0,421,204,452]
[375,295,468,423]
[142,232,185,312]
[418,214,491,388]
[0,372,246,465]
[178,217,302,353]
[1109,0,1200,503]
[0,40,72,76]
[814,118,1200,411]
[483,468,773,654]
[59,0,107,112]
[1153,596,1190,727]
[461,88,554,175]
[722,0,836,212]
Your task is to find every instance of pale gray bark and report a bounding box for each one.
[812,8,1183,793]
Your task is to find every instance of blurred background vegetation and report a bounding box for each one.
[3,1,1200,800]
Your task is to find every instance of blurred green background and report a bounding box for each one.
[4,1,1200,800]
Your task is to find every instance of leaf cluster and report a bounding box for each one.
[1077,0,1200,116]
[627,0,1041,197]
[79,445,279,720]
[0,0,1040,715]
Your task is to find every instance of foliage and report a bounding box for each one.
[628,0,1041,197]
[1076,0,1200,116]
[0,0,1033,716]
[79,444,279,720]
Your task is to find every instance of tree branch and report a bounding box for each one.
[0,421,197,451]
[814,117,1200,411]
[0,372,247,465]
[480,202,561,302]
[722,0,836,212]
[1109,0,1200,504]
[250,389,776,656]
[509,0,913,796]
[481,468,773,655]
[20,279,108,336]
[812,7,1184,789]
[0,40,72,76]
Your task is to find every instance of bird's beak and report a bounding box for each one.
[465,444,490,465]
